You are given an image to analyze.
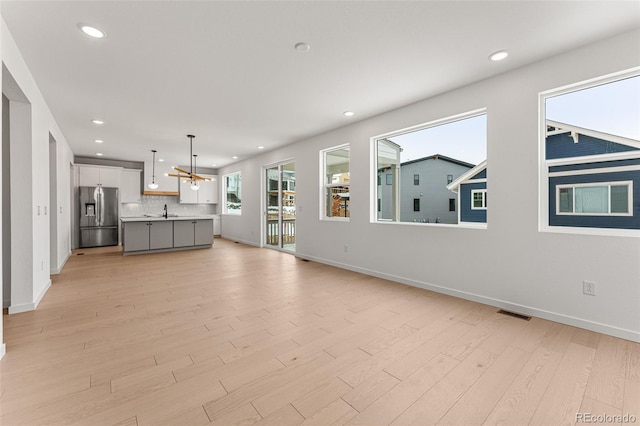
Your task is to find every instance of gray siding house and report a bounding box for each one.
[400,155,474,223]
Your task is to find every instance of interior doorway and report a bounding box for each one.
[264,161,296,252]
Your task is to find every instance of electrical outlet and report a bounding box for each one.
[583,281,596,296]
[344,245,348,253]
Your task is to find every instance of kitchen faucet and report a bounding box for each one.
[163,204,168,218]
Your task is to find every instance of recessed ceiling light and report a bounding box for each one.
[343,111,355,117]
[91,119,104,125]
[96,152,104,156]
[489,50,508,61]
[94,139,104,144]
[211,163,217,167]
[294,42,310,53]
[257,145,264,150]
[79,24,106,39]
[158,158,165,162]
[232,156,238,159]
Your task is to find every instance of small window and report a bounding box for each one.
[377,199,381,212]
[449,198,456,212]
[447,174,453,184]
[413,174,419,185]
[472,190,487,210]
[556,182,632,216]
[413,198,420,212]
[377,175,381,185]
[223,172,242,215]
[386,174,393,185]
[321,145,350,219]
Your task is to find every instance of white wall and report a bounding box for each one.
[220,29,640,342]
[0,14,5,359]
[1,17,73,313]
[53,134,73,273]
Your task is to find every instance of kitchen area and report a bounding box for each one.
[74,158,222,255]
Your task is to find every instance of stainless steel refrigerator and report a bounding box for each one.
[79,186,119,248]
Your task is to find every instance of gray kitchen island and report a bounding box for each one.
[121,215,213,255]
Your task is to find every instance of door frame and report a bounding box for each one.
[261,158,295,253]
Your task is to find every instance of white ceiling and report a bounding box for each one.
[2,1,639,168]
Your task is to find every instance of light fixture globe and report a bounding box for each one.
[147,182,159,190]
[190,182,199,191]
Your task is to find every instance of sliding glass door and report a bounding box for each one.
[265,161,296,252]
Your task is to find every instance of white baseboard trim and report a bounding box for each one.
[296,253,640,343]
[34,279,51,310]
[0,343,6,360]
[8,279,51,314]
[9,302,35,314]
[221,236,261,248]
[50,250,71,275]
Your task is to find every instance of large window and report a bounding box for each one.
[223,172,241,215]
[541,71,640,234]
[374,110,487,225]
[321,145,350,219]
[556,182,631,215]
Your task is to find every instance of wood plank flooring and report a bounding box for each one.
[1,238,638,425]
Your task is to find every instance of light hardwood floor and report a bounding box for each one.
[1,238,638,426]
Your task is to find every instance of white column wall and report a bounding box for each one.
[0,12,4,359]
[1,17,73,314]
[220,29,640,342]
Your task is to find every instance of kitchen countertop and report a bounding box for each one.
[121,215,215,223]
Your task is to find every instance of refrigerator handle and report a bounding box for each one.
[97,186,103,226]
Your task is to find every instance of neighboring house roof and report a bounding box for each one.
[546,120,640,150]
[401,153,476,168]
[446,160,487,192]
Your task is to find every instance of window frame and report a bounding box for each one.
[413,198,420,212]
[370,108,487,227]
[413,174,420,185]
[471,189,487,210]
[538,67,640,237]
[222,171,242,215]
[555,181,633,216]
[320,144,350,221]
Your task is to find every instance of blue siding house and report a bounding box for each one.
[446,160,487,224]
[545,120,640,230]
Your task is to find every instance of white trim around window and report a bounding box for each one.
[320,144,350,221]
[555,181,633,216]
[471,189,487,210]
[222,171,242,215]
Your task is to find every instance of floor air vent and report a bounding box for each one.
[497,309,531,321]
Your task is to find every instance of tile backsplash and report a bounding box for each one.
[121,195,217,217]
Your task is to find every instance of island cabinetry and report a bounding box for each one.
[174,219,213,247]
[123,221,173,252]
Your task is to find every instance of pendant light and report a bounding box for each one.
[167,134,212,187]
[190,154,199,191]
[147,149,159,190]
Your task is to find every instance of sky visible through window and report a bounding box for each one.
[389,114,487,166]
[385,74,639,168]
[546,75,640,141]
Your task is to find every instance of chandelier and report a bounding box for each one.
[167,134,211,190]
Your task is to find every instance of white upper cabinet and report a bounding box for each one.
[179,174,218,204]
[78,165,122,187]
[120,169,142,203]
